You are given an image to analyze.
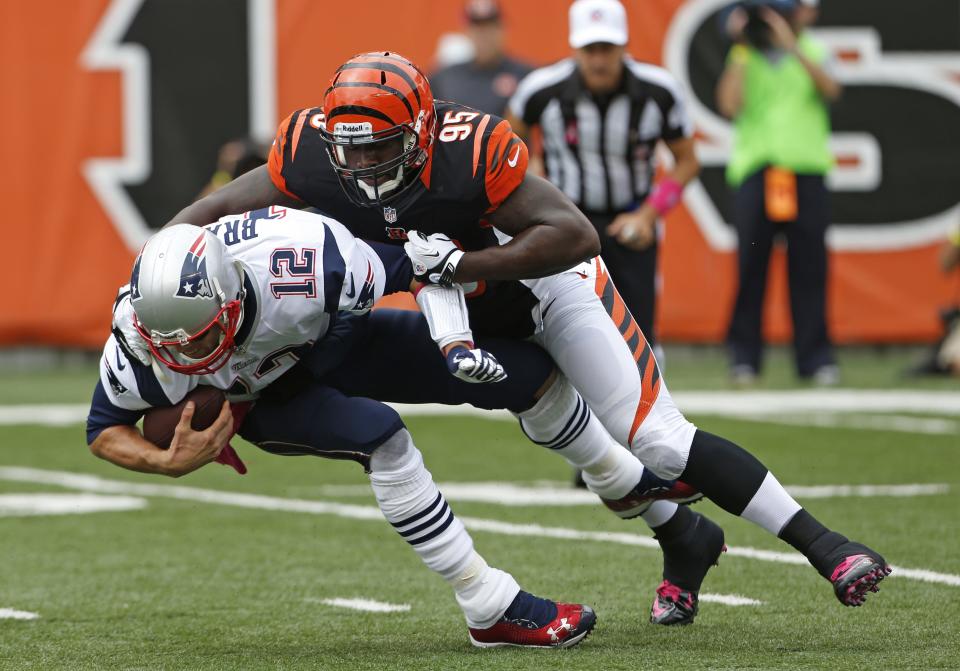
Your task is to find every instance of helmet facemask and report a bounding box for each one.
[321,115,428,207]
[135,297,242,376]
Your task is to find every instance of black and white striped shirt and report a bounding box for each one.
[509,57,692,215]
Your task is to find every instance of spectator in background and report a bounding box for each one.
[508,0,700,351]
[937,225,960,375]
[906,222,960,377]
[716,0,842,387]
[429,0,532,115]
[197,138,269,198]
[943,223,960,275]
[433,32,475,70]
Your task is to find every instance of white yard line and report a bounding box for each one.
[314,481,950,505]
[2,389,959,428]
[734,413,959,436]
[674,390,960,417]
[0,405,91,426]
[0,493,147,517]
[785,483,949,498]
[309,597,411,613]
[0,608,40,620]
[699,593,763,606]
[0,466,957,588]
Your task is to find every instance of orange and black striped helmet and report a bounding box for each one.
[319,52,436,207]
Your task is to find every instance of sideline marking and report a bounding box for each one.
[310,598,411,613]
[0,466,957,589]
[0,608,40,621]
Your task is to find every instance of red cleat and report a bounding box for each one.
[468,592,596,649]
[602,479,703,519]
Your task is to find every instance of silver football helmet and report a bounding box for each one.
[130,224,245,375]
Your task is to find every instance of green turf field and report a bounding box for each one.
[0,351,957,670]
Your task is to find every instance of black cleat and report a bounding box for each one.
[650,511,726,626]
[827,543,892,607]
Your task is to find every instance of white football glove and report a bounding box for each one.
[404,230,465,287]
[111,286,153,367]
[445,345,507,384]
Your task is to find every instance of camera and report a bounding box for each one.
[741,0,795,49]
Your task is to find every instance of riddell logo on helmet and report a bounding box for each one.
[334,122,373,137]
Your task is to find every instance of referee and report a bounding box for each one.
[507,0,700,345]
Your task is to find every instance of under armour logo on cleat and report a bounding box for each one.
[547,617,571,642]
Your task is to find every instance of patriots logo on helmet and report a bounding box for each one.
[176,233,214,299]
[130,255,143,301]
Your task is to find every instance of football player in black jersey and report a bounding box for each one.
[170,52,890,625]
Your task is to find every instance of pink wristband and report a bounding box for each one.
[647,177,684,216]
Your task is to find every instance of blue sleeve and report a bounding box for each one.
[299,310,370,379]
[322,223,347,314]
[128,360,173,407]
[86,380,145,445]
[367,241,413,295]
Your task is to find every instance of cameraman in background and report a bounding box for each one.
[717,0,842,386]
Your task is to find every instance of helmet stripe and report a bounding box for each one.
[325,104,397,126]
[331,81,414,121]
[189,232,205,255]
[337,61,421,107]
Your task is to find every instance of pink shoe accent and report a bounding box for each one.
[650,580,698,625]
[655,580,695,610]
[830,554,892,606]
[830,554,871,582]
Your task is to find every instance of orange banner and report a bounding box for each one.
[2,0,956,348]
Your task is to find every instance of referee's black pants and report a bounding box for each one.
[726,169,836,377]
[586,211,659,345]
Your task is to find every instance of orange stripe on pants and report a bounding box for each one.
[593,259,661,445]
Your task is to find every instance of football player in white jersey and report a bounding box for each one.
[88,207,670,648]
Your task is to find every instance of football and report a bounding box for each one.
[142,386,226,449]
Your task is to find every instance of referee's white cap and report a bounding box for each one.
[569,0,628,49]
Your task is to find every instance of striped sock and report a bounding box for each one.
[518,375,643,499]
[369,430,518,628]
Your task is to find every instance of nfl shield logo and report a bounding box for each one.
[383,207,398,223]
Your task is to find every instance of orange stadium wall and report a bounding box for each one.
[2,0,958,348]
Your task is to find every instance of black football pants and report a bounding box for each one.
[726,169,836,377]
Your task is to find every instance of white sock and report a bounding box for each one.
[517,375,644,499]
[368,430,518,628]
[449,552,521,629]
[741,471,803,535]
[641,500,680,528]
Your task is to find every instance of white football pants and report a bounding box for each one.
[523,257,697,479]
